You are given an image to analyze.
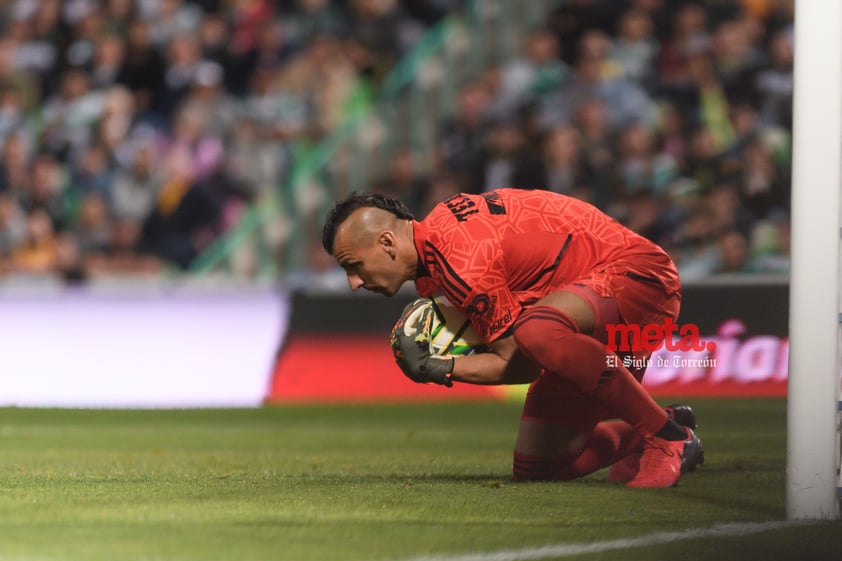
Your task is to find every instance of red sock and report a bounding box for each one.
[513,306,668,435]
[512,452,570,481]
[568,421,643,476]
[512,421,642,481]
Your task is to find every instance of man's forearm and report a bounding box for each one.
[450,349,541,385]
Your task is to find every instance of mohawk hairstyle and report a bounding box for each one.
[321,192,415,254]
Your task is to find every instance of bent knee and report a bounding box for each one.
[512,306,579,365]
[512,451,578,482]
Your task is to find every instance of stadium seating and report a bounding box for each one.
[0,0,794,284]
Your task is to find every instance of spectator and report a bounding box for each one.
[709,13,766,102]
[227,0,275,59]
[346,0,415,81]
[70,143,114,199]
[147,0,205,49]
[284,0,346,52]
[755,29,793,129]
[655,102,689,163]
[615,121,658,196]
[97,85,137,158]
[228,17,294,97]
[437,80,492,183]
[476,116,536,193]
[55,230,87,283]
[224,117,289,205]
[655,3,711,113]
[611,8,659,89]
[496,29,568,118]
[704,183,754,239]
[274,34,359,136]
[158,33,204,118]
[6,207,59,275]
[90,33,127,91]
[548,0,620,67]
[14,1,61,98]
[139,145,220,269]
[104,0,135,36]
[716,228,753,273]
[117,18,166,118]
[74,192,111,255]
[750,212,790,274]
[572,99,616,203]
[0,85,27,145]
[0,132,31,194]
[180,61,240,138]
[112,135,162,222]
[416,172,463,218]
[738,138,787,220]
[63,5,108,71]
[539,30,657,131]
[623,191,673,246]
[683,125,728,193]
[674,206,720,281]
[372,147,429,216]
[0,192,26,256]
[0,39,41,114]
[19,154,67,228]
[198,12,230,69]
[535,125,590,196]
[0,0,797,282]
[167,105,223,182]
[40,68,104,159]
[86,217,164,277]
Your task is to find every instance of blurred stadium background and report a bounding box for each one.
[1,1,835,560]
[0,0,793,404]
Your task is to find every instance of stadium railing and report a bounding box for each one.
[188,0,561,279]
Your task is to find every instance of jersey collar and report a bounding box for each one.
[412,220,431,279]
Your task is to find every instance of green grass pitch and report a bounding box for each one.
[1,398,840,561]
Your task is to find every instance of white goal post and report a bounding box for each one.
[788,0,842,520]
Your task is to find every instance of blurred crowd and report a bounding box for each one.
[0,0,457,282]
[0,0,794,285]
[372,0,794,282]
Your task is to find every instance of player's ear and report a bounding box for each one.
[379,230,397,258]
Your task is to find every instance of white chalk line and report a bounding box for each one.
[396,520,807,561]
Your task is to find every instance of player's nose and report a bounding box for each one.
[347,274,365,291]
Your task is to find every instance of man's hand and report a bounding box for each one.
[390,299,454,387]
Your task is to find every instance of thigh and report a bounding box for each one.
[613,272,681,328]
[541,270,681,342]
[546,278,621,344]
[538,271,681,382]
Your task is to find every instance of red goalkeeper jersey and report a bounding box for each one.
[412,189,680,343]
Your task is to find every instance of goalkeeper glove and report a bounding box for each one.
[390,299,454,387]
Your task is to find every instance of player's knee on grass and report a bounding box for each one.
[513,417,593,482]
[513,451,581,482]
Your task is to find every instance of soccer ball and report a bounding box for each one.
[428,295,486,356]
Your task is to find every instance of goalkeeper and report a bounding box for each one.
[321,189,703,488]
